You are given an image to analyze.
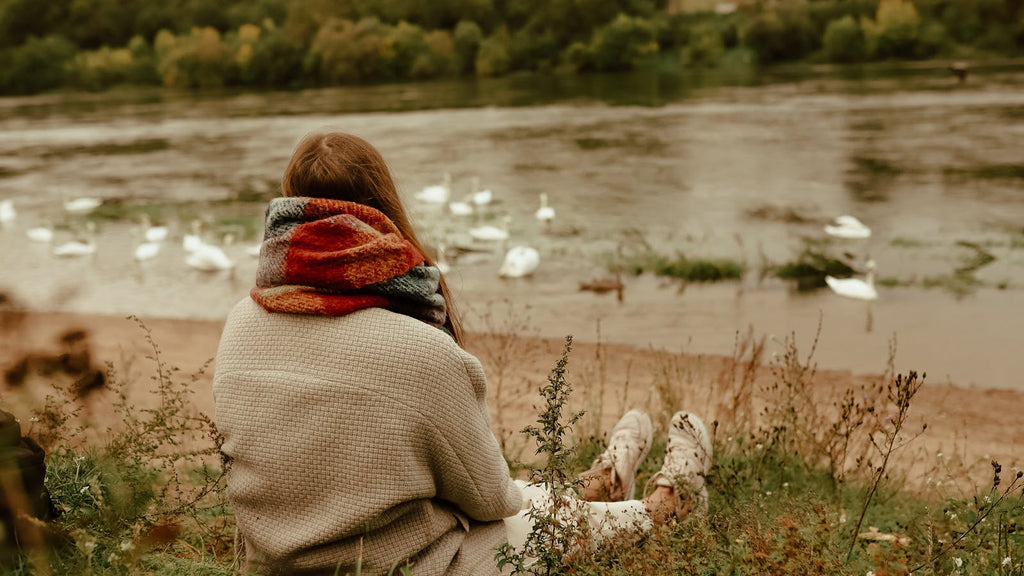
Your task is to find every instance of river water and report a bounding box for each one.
[1,64,1022,389]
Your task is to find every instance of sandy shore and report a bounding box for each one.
[0,309,1020,483]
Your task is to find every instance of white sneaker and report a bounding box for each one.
[580,409,653,501]
[650,411,713,514]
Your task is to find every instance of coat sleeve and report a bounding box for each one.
[424,348,523,523]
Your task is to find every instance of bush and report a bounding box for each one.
[308,17,391,84]
[873,0,921,58]
[475,27,511,77]
[823,15,866,63]
[743,9,818,63]
[453,20,483,75]
[0,34,77,95]
[411,30,456,79]
[683,21,725,68]
[588,14,659,72]
[246,26,306,87]
[69,46,136,91]
[155,27,234,89]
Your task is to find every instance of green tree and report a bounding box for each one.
[247,26,306,86]
[411,30,456,78]
[589,13,658,71]
[475,26,511,77]
[823,15,866,63]
[308,17,392,84]
[156,27,233,89]
[453,20,483,74]
[743,9,818,63]
[0,34,77,94]
[873,0,921,58]
[683,21,724,68]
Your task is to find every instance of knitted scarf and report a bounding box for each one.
[250,197,447,330]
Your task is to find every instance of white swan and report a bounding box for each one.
[134,242,161,261]
[499,246,539,278]
[825,260,877,301]
[183,220,204,253]
[63,197,103,214]
[185,241,234,271]
[824,215,871,239]
[447,195,474,217]
[470,177,493,207]
[0,200,15,225]
[141,214,169,243]
[415,173,451,204]
[469,215,511,242]
[535,193,555,225]
[245,244,262,257]
[53,222,96,257]
[26,226,54,243]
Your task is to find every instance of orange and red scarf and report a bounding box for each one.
[251,197,447,329]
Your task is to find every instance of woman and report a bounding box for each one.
[213,132,711,576]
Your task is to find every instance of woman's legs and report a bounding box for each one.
[503,410,713,555]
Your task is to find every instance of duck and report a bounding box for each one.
[0,200,15,226]
[63,197,103,214]
[499,246,539,278]
[824,215,871,239]
[535,193,555,226]
[415,173,451,204]
[825,260,877,301]
[469,215,511,242]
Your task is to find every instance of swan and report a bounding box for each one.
[185,241,234,271]
[63,197,103,214]
[134,242,161,261]
[415,173,451,204]
[824,215,871,239]
[469,215,511,242]
[53,238,96,257]
[470,177,493,207]
[825,260,877,301]
[245,244,262,257]
[447,195,474,217]
[183,220,204,253]
[0,200,15,225]
[26,225,54,243]
[499,246,539,278]
[141,214,169,243]
[53,222,96,257]
[535,193,555,225]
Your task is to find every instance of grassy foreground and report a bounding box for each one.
[1,321,1022,575]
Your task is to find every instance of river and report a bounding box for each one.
[1,63,1022,389]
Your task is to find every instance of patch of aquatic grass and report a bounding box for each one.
[922,270,983,297]
[770,244,857,290]
[605,229,744,282]
[890,236,932,248]
[38,138,171,159]
[850,119,886,131]
[744,203,816,224]
[944,164,1024,181]
[574,132,666,154]
[850,155,904,176]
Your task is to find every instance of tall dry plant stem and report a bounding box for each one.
[847,370,925,561]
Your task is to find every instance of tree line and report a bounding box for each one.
[0,0,1021,95]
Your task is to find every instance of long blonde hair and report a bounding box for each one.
[281,131,464,344]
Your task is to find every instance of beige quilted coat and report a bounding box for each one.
[213,299,523,575]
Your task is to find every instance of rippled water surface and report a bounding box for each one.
[1,65,1022,389]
